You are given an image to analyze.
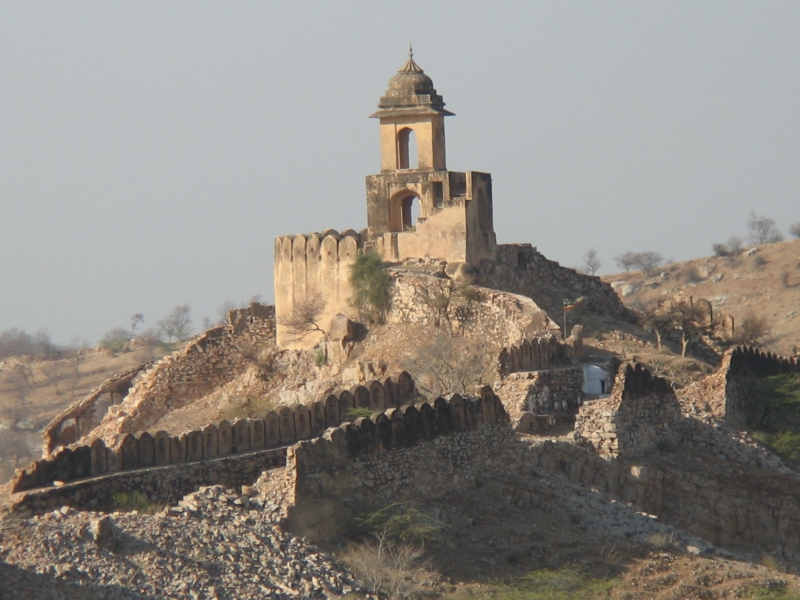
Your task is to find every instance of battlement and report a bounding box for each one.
[10,372,417,494]
[274,230,364,348]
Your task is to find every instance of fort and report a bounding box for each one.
[274,50,629,348]
[6,54,800,592]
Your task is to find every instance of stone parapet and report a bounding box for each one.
[287,387,509,504]
[10,372,418,494]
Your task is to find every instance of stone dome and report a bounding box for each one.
[385,58,434,96]
[371,50,453,118]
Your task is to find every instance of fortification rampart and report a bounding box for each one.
[495,367,585,432]
[285,387,510,509]
[487,243,633,322]
[41,363,153,457]
[575,363,683,457]
[10,372,418,495]
[274,230,362,349]
[388,272,555,346]
[51,303,276,453]
[724,346,800,430]
[497,328,582,377]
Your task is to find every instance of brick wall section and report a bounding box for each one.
[574,363,683,458]
[9,372,418,493]
[286,387,509,505]
[529,439,800,564]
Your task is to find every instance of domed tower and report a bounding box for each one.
[371,48,452,171]
[366,49,497,265]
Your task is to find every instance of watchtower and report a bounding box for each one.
[366,49,497,265]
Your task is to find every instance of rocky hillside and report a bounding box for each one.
[602,238,800,358]
[0,345,171,484]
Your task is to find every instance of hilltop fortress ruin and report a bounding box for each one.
[274,51,627,348]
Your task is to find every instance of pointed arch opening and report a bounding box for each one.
[397,127,418,169]
[390,190,422,232]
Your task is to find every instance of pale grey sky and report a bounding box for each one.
[1,1,798,345]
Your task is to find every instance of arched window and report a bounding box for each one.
[390,191,421,232]
[397,127,418,169]
[402,195,420,231]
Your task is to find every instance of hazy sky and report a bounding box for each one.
[1,1,798,345]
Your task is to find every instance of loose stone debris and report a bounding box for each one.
[0,485,367,600]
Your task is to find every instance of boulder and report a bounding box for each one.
[329,314,355,342]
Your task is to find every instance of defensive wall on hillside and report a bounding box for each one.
[273,230,362,348]
[575,363,683,458]
[486,243,633,321]
[724,346,800,430]
[279,387,510,514]
[9,372,418,498]
[43,303,276,455]
[42,363,154,457]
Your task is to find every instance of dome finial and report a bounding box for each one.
[409,42,413,61]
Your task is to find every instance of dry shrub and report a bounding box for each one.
[343,531,429,600]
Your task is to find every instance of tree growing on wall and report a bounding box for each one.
[350,252,391,323]
[582,248,602,275]
[157,304,194,342]
[279,294,328,341]
[790,222,800,239]
[748,211,784,245]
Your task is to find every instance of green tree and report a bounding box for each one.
[349,252,391,323]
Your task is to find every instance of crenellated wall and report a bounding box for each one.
[285,386,510,507]
[274,230,363,349]
[497,328,583,378]
[575,363,683,458]
[10,372,418,494]
[724,346,800,430]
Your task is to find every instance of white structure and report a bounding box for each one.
[583,365,611,396]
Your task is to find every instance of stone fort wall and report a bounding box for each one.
[285,387,510,508]
[724,346,800,430]
[274,230,362,349]
[388,272,555,346]
[575,363,683,458]
[10,372,419,496]
[43,303,276,456]
[486,243,634,321]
